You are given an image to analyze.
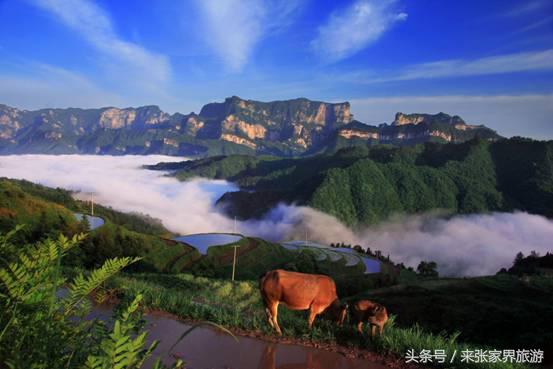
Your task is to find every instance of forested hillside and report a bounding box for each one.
[0,178,190,271]
[148,137,553,225]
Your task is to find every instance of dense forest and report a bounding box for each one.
[147,137,553,225]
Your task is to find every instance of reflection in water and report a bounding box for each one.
[257,343,343,369]
[173,233,243,255]
[91,305,386,369]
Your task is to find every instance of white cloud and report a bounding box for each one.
[368,49,553,82]
[356,212,553,277]
[195,0,303,72]
[2,155,553,277]
[30,0,171,92]
[349,94,553,139]
[311,0,407,62]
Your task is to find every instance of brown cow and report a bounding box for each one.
[259,269,347,335]
[349,299,388,337]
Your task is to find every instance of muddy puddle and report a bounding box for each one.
[91,304,387,369]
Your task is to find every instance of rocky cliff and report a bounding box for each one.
[336,112,499,146]
[0,97,500,156]
[196,96,352,149]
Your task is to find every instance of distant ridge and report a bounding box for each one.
[0,97,500,156]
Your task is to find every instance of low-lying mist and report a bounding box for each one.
[1,155,552,277]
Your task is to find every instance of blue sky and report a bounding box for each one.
[0,0,552,138]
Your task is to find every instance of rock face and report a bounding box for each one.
[0,97,500,156]
[378,112,496,144]
[393,112,465,127]
[0,105,22,140]
[198,96,352,149]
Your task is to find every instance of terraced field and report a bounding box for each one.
[281,241,381,274]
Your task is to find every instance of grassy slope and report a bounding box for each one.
[353,275,553,356]
[0,178,192,273]
[0,178,79,239]
[6,177,169,236]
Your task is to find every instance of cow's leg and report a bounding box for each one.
[265,307,275,329]
[308,304,325,330]
[308,310,317,330]
[371,324,377,337]
[378,323,384,336]
[269,302,282,335]
[356,321,364,334]
[262,297,276,330]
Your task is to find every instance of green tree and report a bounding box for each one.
[513,252,524,266]
[417,260,439,278]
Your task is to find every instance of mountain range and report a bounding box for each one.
[0,96,501,156]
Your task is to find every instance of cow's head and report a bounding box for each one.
[337,303,348,326]
[328,300,348,326]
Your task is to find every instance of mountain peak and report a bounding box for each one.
[0,99,500,156]
[393,112,466,126]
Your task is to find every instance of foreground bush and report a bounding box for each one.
[0,227,183,369]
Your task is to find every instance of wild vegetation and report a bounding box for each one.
[499,251,553,277]
[0,228,183,368]
[148,137,553,226]
[0,178,191,272]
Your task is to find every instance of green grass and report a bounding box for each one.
[376,318,528,369]
[108,272,534,369]
[353,274,553,356]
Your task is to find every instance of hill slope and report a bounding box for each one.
[147,137,553,225]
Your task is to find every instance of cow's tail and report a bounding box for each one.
[259,271,268,292]
[259,271,270,308]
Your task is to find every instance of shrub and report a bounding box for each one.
[0,227,183,369]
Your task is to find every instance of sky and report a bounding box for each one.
[0,0,552,138]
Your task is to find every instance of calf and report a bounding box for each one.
[349,299,388,336]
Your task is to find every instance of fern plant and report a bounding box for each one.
[84,294,183,369]
[0,226,183,369]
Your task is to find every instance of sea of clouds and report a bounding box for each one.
[1,155,552,277]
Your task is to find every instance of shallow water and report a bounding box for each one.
[73,213,105,230]
[174,233,243,254]
[90,304,387,369]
